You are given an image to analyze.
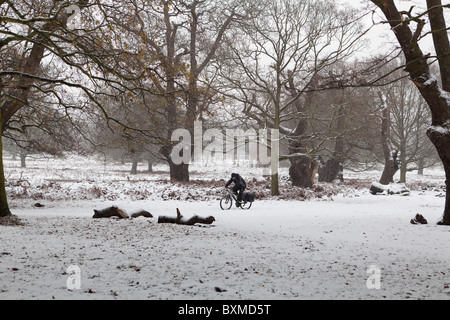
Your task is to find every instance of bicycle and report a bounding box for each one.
[220,188,253,210]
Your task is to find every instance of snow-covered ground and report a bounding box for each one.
[0,155,449,300]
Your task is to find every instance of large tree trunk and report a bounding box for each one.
[286,74,318,188]
[1,42,45,131]
[378,92,399,185]
[160,1,191,183]
[371,0,450,224]
[1,0,90,131]
[428,127,450,225]
[0,150,12,217]
[318,158,343,183]
[160,142,190,182]
[288,123,318,188]
[0,105,11,217]
[0,1,89,217]
[130,151,141,175]
[130,159,138,175]
[379,150,399,185]
[169,161,190,182]
[181,3,234,184]
[399,148,407,183]
[318,104,345,183]
[424,0,450,225]
[289,154,318,188]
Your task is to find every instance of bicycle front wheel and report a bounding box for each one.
[220,195,233,210]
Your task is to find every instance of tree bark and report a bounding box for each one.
[169,161,190,182]
[182,3,235,183]
[418,158,424,175]
[380,150,399,185]
[93,206,153,219]
[0,102,12,217]
[1,0,90,130]
[428,128,450,225]
[130,160,138,175]
[20,153,27,168]
[286,75,318,188]
[156,1,191,183]
[1,41,45,131]
[0,1,89,216]
[371,0,450,224]
[399,149,407,183]
[318,158,343,183]
[158,208,215,225]
[378,92,399,185]
[289,155,319,188]
[426,0,450,92]
[318,104,345,183]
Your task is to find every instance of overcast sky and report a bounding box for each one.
[339,0,442,58]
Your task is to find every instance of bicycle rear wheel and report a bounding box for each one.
[240,201,252,210]
[220,195,233,210]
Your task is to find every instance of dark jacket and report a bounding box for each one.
[225,173,246,189]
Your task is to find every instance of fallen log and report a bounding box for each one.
[93,206,153,219]
[369,182,386,195]
[158,208,215,226]
[130,210,153,219]
[369,182,410,196]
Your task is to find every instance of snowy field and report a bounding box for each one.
[0,155,449,300]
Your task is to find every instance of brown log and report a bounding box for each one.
[93,206,153,219]
[369,182,387,195]
[369,182,410,195]
[93,206,128,219]
[130,210,153,219]
[158,208,215,226]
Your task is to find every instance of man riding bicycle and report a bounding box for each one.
[225,173,246,207]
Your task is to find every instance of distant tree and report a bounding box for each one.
[386,72,434,183]
[377,90,400,185]
[3,86,85,167]
[91,92,164,175]
[218,0,364,194]
[114,0,243,182]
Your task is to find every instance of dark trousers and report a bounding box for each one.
[233,186,245,202]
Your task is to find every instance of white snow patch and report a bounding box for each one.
[438,88,450,107]
[0,155,448,300]
[429,121,450,136]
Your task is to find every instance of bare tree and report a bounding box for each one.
[370,0,450,225]
[377,90,400,184]
[0,0,152,217]
[116,0,242,182]
[386,70,434,183]
[217,0,364,194]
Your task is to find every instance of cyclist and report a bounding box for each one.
[225,173,247,207]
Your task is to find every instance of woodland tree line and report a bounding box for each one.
[0,0,449,224]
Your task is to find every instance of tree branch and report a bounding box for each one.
[426,0,450,91]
